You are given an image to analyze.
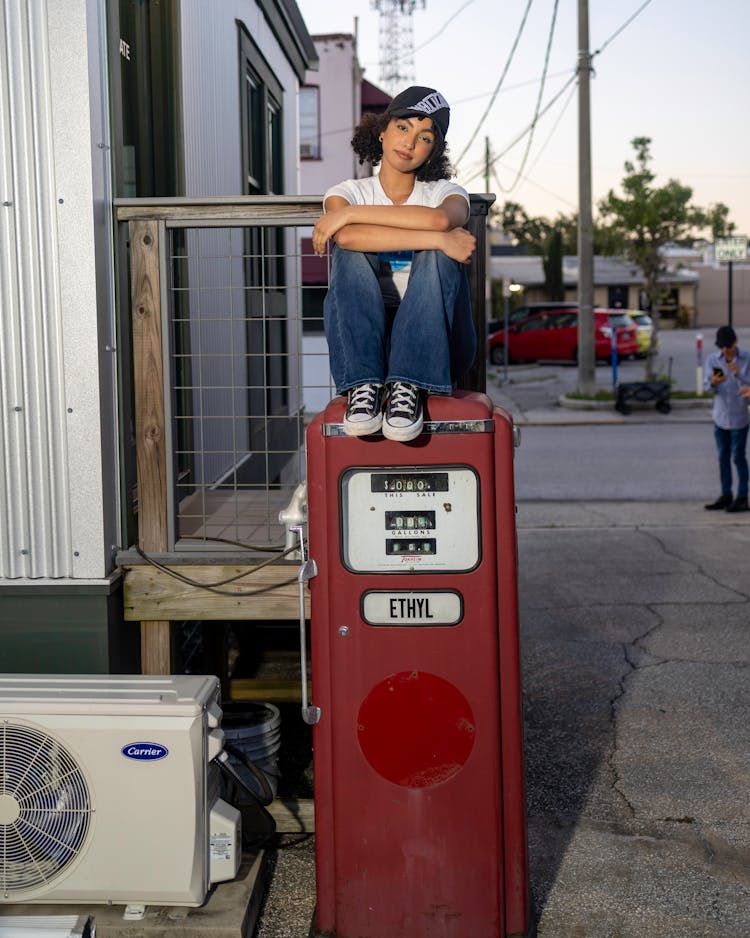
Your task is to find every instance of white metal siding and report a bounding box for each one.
[177,1,307,444]
[0,0,107,580]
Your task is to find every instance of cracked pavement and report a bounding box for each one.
[257,502,750,938]
[519,502,750,937]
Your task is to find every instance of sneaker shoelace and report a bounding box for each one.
[348,383,380,415]
[388,382,419,418]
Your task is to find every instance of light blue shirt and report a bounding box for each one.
[704,346,750,429]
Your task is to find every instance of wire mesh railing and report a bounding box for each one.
[167,223,329,551]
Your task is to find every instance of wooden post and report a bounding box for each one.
[129,218,171,675]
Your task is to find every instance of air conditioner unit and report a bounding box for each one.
[0,675,240,907]
[300,143,316,158]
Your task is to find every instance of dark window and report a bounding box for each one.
[518,315,549,332]
[608,285,629,309]
[238,24,288,447]
[113,0,181,197]
[239,26,283,196]
[554,312,578,328]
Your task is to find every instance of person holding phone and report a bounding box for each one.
[704,325,750,511]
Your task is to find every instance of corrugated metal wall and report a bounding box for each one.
[0,0,106,581]
[0,0,72,578]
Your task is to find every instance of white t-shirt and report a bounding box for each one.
[323,175,471,298]
[323,174,470,215]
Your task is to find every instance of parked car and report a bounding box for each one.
[488,307,639,364]
[487,302,578,335]
[625,311,659,357]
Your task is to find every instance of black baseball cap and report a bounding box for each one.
[386,86,450,140]
[716,325,737,348]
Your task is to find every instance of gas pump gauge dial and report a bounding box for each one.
[340,466,480,573]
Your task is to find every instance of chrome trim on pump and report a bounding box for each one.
[322,419,495,437]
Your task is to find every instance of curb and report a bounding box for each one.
[558,395,713,412]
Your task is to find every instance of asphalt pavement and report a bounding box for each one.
[253,328,750,938]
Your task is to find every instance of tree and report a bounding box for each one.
[497,203,572,301]
[705,202,736,240]
[597,137,707,374]
[542,227,564,301]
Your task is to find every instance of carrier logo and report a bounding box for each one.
[121,742,169,761]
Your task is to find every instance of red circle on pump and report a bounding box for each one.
[356,671,475,788]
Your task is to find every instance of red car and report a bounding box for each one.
[488,308,639,364]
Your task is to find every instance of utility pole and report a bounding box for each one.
[577,0,595,394]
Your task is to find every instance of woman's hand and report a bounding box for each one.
[739,384,750,399]
[439,227,477,264]
[312,207,350,255]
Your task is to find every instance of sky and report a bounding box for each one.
[294,0,750,237]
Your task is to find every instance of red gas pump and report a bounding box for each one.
[305,390,532,938]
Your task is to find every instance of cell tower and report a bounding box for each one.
[371,0,426,96]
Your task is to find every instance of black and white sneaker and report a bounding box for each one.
[383,382,424,442]
[343,383,385,436]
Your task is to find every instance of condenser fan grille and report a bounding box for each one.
[1,721,92,896]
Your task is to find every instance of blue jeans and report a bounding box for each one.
[714,424,749,498]
[323,246,476,394]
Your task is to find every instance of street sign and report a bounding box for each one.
[715,236,747,263]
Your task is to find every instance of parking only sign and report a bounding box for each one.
[715,236,748,262]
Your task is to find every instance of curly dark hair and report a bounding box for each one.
[351,112,453,183]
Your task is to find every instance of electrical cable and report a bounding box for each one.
[134,543,300,596]
[451,69,575,107]
[453,0,535,168]
[492,162,576,210]
[215,747,277,849]
[524,76,577,181]
[413,0,477,52]
[488,76,576,200]
[219,744,276,806]
[592,0,654,61]
[457,0,656,193]
[182,534,285,552]
[498,0,560,194]
[460,72,577,187]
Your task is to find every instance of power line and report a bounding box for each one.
[521,69,577,181]
[452,69,574,106]
[482,76,577,203]
[485,77,576,204]
[460,72,577,186]
[490,163,576,210]
[499,0,560,193]
[592,0,654,60]
[461,0,651,199]
[453,0,535,167]
[414,0,477,52]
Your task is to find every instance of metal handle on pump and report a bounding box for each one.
[291,525,320,725]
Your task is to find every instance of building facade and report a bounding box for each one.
[0,0,316,672]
